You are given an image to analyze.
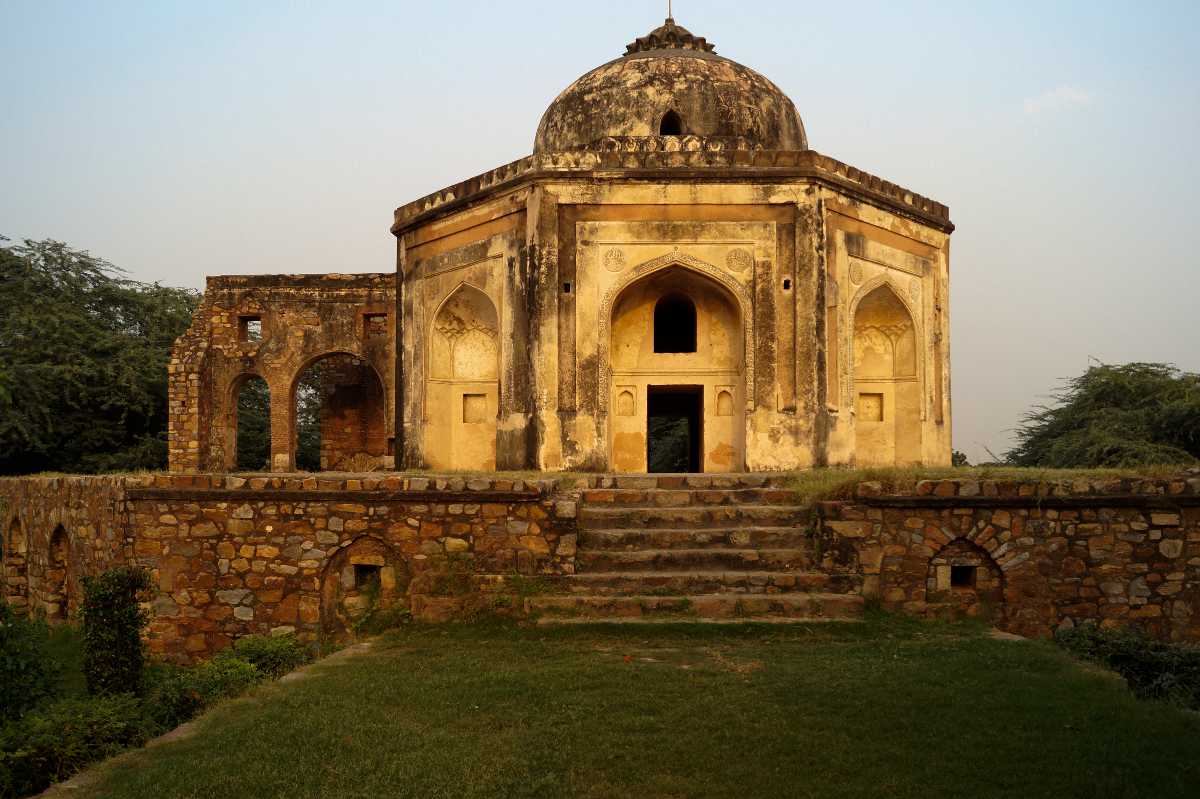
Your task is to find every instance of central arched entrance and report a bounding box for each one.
[608,265,744,473]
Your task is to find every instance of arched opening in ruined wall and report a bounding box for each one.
[424,284,499,471]
[291,354,387,472]
[226,374,271,471]
[609,266,744,473]
[926,539,1004,620]
[852,284,921,466]
[46,525,69,622]
[4,518,28,610]
[319,536,409,641]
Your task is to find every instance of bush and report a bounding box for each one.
[0,601,58,723]
[0,694,156,797]
[143,654,265,732]
[81,566,153,697]
[224,633,308,679]
[1055,623,1200,708]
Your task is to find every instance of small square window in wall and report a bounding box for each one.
[353,563,381,589]
[857,392,883,422]
[462,394,487,424]
[950,565,976,588]
[364,313,388,338]
[239,316,262,342]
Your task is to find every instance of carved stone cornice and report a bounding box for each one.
[391,146,953,234]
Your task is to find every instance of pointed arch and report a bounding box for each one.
[598,252,754,413]
[46,525,69,621]
[659,109,683,136]
[289,351,388,471]
[850,279,923,466]
[223,372,271,471]
[424,282,500,470]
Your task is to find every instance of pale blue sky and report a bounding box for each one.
[2,1,1197,462]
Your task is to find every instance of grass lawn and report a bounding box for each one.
[77,616,1200,799]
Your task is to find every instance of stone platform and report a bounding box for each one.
[3,471,1200,661]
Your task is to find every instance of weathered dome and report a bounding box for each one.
[534,18,807,154]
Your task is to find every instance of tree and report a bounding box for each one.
[0,238,199,474]
[1007,362,1200,468]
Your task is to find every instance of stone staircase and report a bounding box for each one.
[525,475,864,623]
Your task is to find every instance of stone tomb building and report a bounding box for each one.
[169,17,953,476]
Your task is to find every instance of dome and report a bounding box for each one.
[534,18,807,154]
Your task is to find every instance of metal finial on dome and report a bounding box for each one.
[624,17,717,55]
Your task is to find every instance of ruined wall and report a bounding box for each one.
[819,476,1200,640]
[168,274,396,473]
[1,474,577,662]
[5,472,1200,657]
[0,477,129,620]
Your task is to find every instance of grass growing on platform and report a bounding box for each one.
[76,615,1200,799]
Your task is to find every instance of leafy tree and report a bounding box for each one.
[0,238,199,474]
[1007,362,1200,468]
[235,377,271,471]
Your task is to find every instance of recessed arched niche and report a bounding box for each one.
[853,284,921,466]
[425,285,499,470]
[608,265,744,473]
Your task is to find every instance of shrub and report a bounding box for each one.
[0,694,156,797]
[80,566,153,696]
[0,601,59,723]
[1055,623,1200,708]
[141,655,264,735]
[224,634,309,679]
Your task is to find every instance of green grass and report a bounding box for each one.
[782,464,1186,504]
[76,616,1200,799]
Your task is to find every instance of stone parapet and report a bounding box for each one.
[390,147,952,233]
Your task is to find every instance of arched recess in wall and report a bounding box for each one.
[4,518,28,608]
[319,536,410,641]
[851,282,921,466]
[290,353,388,472]
[926,539,1004,620]
[607,263,745,473]
[424,284,499,471]
[225,373,271,471]
[46,525,70,622]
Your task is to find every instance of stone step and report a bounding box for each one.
[581,487,805,507]
[556,570,857,595]
[579,505,807,530]
[580,526,811,550]
[595,474,777,491]
[577,548,811,573]
[525,592,864,621]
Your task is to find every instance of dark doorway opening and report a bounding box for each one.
[647,386,702,473]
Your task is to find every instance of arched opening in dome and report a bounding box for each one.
[653,293,696,353]
[659,109,683,136]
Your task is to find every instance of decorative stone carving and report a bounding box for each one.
[909,278,921,301]
[726,248,753,273]
[603,248,626,272]
[849,261,864,285]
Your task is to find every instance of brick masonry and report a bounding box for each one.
[3,472,1199,660]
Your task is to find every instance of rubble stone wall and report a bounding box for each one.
[818,475,1200,640]
[1,474,577,662]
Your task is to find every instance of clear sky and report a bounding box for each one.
[2,0,1197,463]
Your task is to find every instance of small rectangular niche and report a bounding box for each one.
[950,565,976,588]
[353,563,381,589]
[857,392,884,422]
[364,313,388,338]
[239,315,262,342]
[462,394,487,423]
